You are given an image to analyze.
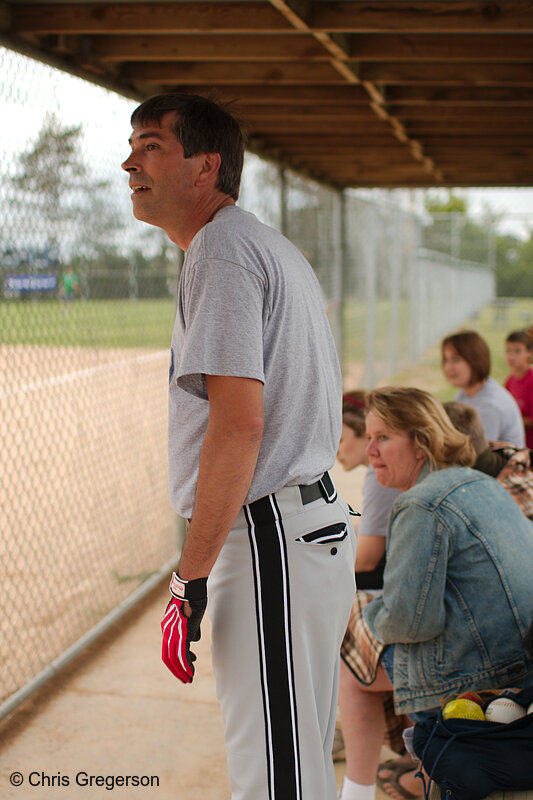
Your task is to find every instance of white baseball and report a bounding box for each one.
[484,697,526,723]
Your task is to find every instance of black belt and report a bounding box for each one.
[299,471,337,505]
[186,473,337,527]
[245,472,338,527]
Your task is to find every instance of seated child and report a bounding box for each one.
[442,401,505,475]
[505,330,533,450]
[444,400,533,520]
[338,391,400,590]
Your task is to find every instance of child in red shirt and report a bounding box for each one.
[505,330,533,449]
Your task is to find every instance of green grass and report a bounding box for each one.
[388,298,533,401]
[343,298,412,365]
[0,298,176,349]
[3,295,533,396]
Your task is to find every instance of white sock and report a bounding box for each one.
[339,776,376,800]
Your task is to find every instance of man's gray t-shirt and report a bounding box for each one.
[168,205,342,518]
[455,377,525,447]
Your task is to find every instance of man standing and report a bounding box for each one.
[122,93,356,800]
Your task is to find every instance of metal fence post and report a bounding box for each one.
[330,188,345,366]
[362,206,377,388]
[388,214,402,378]
[409,212,422,364]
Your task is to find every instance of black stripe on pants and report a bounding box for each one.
[245,495,302,800]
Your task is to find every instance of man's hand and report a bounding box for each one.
[161,572,207,683]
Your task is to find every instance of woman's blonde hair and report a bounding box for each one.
[367,386,476,469]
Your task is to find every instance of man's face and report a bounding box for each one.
[121,111,201,232]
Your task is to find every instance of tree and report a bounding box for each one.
[496,230,533,297]
[425,191,467,215]
[10,113,123,263]
[423,191,495,264]
[422,191,533,297]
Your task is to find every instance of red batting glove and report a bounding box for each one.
[161,572,207,684]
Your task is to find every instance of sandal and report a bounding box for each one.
[378,758,409,773]
[332,724,345,762]
[378,754,416,775]
[376,762,421,800]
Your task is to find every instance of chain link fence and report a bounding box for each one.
[0,45,506,716]
[0,47,180,714]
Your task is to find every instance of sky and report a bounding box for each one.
[467,188,533,218]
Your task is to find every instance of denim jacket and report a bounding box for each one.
[364,465,533,714]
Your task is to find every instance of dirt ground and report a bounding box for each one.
[0,342,368,709]
[0,463,399,800]
[0,344,176,704]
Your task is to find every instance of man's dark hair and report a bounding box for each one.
[131,92,246,201]
[506,330,533,351]
[441,330,491,385]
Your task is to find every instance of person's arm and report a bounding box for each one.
[161,374,263,683]
[178,374,264,581]
[364,503,448,643]
[354,467,398,572]
[354,534,386,572]
[475,446,506,477]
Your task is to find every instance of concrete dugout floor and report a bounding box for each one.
[0,464,394,799]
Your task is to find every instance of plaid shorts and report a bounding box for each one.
[340,590,411,755]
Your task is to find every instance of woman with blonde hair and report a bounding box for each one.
[338,387,533,800]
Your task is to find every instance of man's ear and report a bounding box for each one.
[195,152,221,187]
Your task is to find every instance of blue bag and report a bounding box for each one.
[412,685,533,800]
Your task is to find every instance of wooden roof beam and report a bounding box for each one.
[0,3,11,32]
[311,2,533,34]
[12,0,440,180]
[424,157,533,168]
[179,84,370,104]
[119,61,346,84]
[14,2,533,35]
[420,136,533,148]
[87,33,333,62]
[265,0,439,179]
[273,147,410,158]
[254,133,400,144]
[266,0,361,85]
[244,102,387,117]
[360,62,533,85]
[247,121,394,134]
[329,164,440,178]
[11,3,293,34]
[391,107,533,122]
[285,156,433,168]
[407,121,533,133]
[349,33,533,62]
[386,86,533,106]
